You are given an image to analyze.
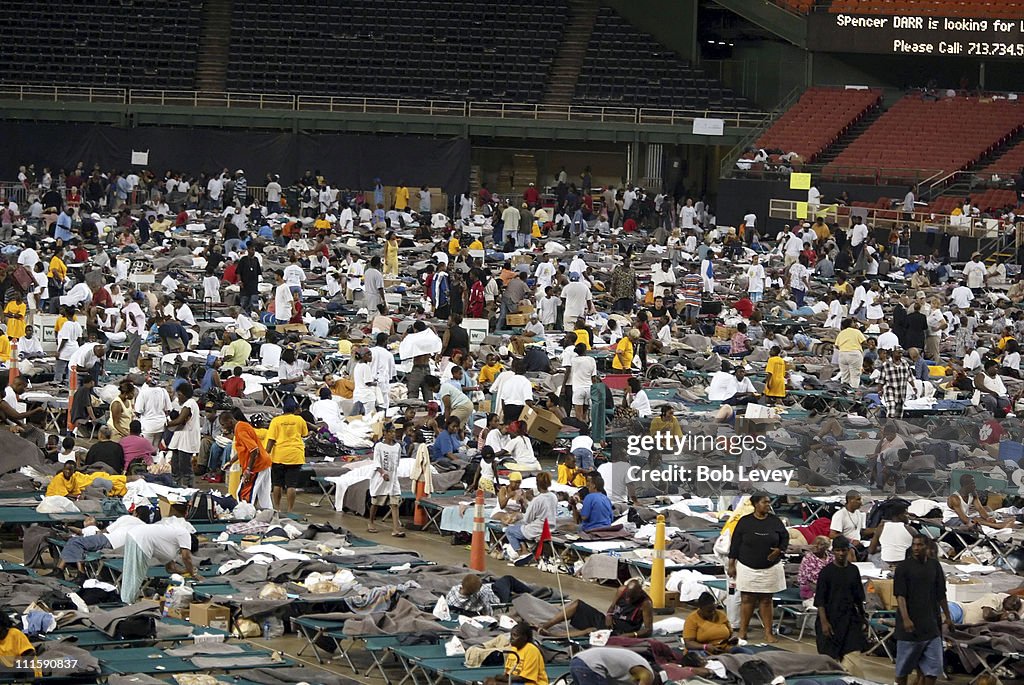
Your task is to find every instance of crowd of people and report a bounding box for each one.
[0,159,1021,684]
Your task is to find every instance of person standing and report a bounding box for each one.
[362,256,387,322]
[835,318,867,388]
[814,536,868,676]
[879,347,912,419]
[367,423,403,536]
[265,174,282,214]
[123,290,147,369]
[893,534,953,685]
[727,494,788,643]
[236,244,262,313]
[608,255,637,314]
[764,346,787,403]
[266,396,309,514]
[829,491,872,559]
[165,384,201,488]
[220,409,272,510]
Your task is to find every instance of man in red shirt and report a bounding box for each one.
[523,183,540,208]
[223,367,245,398]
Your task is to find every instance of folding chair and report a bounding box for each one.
[864,610,896,661]
[775,603,816,642]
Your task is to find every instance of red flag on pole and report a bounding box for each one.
[534,518,552,560]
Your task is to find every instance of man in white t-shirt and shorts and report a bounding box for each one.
[569,343,598,423]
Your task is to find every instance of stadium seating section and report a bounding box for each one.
[755,87,882,162]
[851,188,1018,219]
[775,0,815,13]
[828,1,1024,18]
[981,139,1024,177]
[824,94,1024,184]
[226,0,567,101]
[573,7,752,111]
[0,0,201,90]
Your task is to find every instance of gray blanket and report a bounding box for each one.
[337,597,447,636]
[715,652,845,678]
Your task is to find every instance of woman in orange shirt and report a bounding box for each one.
[220,409,272,510]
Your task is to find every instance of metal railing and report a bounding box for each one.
[0,84,769,129]
[719,86,803,179]
[769,197,1020,242]
[732,162,947,187]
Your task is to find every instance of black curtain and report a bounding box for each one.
[0,122,470,194]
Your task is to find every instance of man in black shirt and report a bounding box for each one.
[814,536,868,676]
[893,534,953,685]
[236,244,262,313]
[83,426,125,473]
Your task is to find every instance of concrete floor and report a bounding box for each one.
[2,487,932,684]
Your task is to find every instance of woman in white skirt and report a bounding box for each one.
[727,494,789,643]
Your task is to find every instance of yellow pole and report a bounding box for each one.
[651,514,666,609]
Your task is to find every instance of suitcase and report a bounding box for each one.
[11,266,33,291]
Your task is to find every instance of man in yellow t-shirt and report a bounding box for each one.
[45,462,127,498]
[468,237,484,251]
[266,396,309,513]
[612,330,638,371]
[394,183,410,211]
[477,354,504,389]
[448,234,461,256]
[834,319,867,388]
[499,623,548,685]
[764,345,787,401]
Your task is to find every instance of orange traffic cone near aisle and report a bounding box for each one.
[8,339,17,384]
[66,367,78,433]
[469,489,486,571]
[414,479,427,528]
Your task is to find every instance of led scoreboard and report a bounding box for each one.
[808,13,1024,58]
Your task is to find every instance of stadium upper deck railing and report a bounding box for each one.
[0,85,769,130]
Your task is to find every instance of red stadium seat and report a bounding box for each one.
[756,87,883,162]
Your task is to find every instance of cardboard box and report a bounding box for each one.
[947,579,992,603]
[521,405,563,444]
[277,323,308,334]
[166,606,189,620]
[714,325,737,341]
[865,579,897,609]
[190,603,231,631]
[512,254,533,267]
[517,303,535,315]
[663,591,680,609]
[478,399,492,413]
[506,314,527,327]
[735,417,779,436]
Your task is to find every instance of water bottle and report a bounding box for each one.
[728,579,736,596]
[263,619,271,639]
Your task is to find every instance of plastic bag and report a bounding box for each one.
[432,596,451,621]
[445,636,465,656]
[37,496,80,514]
[257,583,288,600]
[231,501,256,521]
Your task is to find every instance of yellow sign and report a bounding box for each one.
[795,201,808,219]
[790,173,811,190]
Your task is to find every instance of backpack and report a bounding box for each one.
[866,497,912,531]
[113,615,157,641]
[186,491,217,521]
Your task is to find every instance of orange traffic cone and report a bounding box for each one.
[8,339,17,384]
[413,479,427,528]
[469,489,486,571]
[66,367,78,433]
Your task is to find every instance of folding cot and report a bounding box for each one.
[40,617,229,648]
[292,615,459,671]
[91,644,295,677]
